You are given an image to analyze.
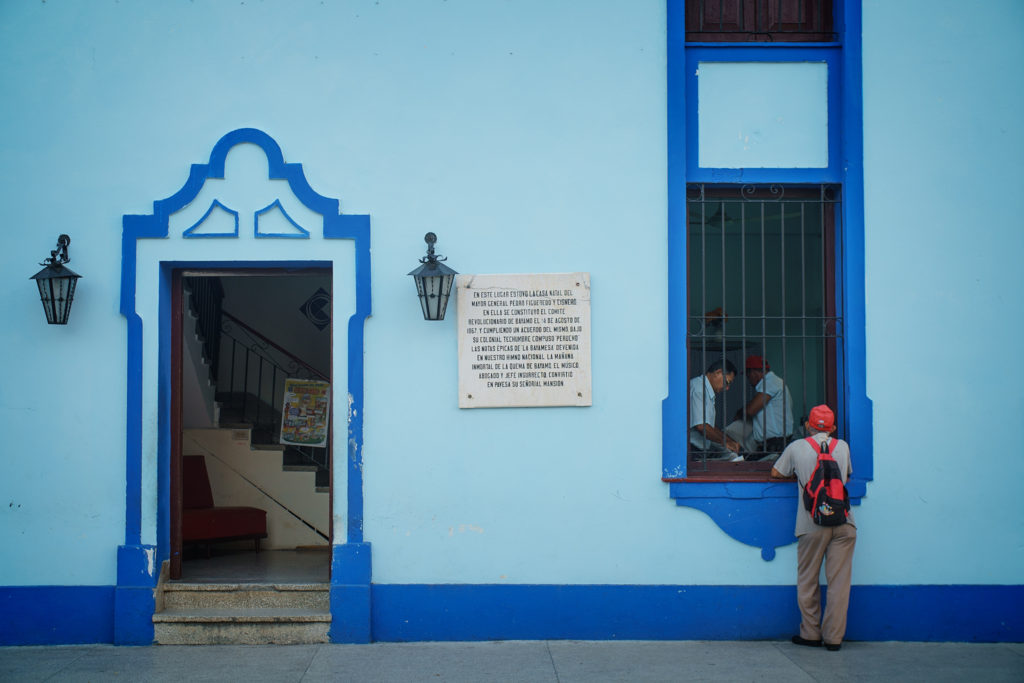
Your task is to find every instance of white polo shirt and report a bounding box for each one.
[751,370,794,443]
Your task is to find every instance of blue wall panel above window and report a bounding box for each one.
[697,61,829,169]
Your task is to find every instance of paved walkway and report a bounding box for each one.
[2,640,1022,682]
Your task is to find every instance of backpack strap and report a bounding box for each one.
[804,436,832,456]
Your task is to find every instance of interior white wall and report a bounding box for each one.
[184,430,328,549]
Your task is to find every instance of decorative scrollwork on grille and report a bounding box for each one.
[741,184,785,201]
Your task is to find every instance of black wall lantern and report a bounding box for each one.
[408,232,457,321]
[30,234,82,325]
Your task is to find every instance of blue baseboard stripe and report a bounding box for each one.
[0,587,115,645]
[371,584,1024,643]
[2,584,1020,645]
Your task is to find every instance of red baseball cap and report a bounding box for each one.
[745,355,769,371]
[807,404,836,432]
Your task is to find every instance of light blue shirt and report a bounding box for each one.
[750,370,794,442]
[688,374,717,449]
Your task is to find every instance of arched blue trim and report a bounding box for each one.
[118,128,372,643]
[255,199,310,239]
[207,127,285,179]
[662,0,870,558]
[182,199,239,238]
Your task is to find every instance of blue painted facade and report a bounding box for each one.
[0,0,1022,645]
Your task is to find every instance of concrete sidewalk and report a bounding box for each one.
[2,640,1022,682]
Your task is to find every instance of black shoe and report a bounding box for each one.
[791,635,822,647]
[824,642,842,651]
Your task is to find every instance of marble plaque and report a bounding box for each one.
[457,273,591,408]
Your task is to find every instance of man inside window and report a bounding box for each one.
[688,359,742,458]
[740,355,794,458]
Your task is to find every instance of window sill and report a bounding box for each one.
[663,460,778,482]
[665,477,866,561]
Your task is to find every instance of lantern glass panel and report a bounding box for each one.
[34,271,79,324]
[419,273,450,320]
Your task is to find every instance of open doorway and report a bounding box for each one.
[170,268,333,582]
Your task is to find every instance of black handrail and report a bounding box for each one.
[221,311,329,381]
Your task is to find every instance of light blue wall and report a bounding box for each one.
[0,0,676,587]
[859,0,1024,583]
[0,0,1022,597]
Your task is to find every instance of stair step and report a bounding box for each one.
[154,608,331,623]
[153,612,330,645]
[163,582,329,610]
[283,465,319,472]
[154,583,331,644]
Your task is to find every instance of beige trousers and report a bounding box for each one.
[796,522,857,645]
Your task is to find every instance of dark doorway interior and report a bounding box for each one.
[171,269,333,580]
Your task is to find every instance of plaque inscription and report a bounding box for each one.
[456,273,591,408]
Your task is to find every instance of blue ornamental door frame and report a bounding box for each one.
[115,128,373,644]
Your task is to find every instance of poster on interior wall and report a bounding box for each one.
[456,272,592,408]
[279,379,331,447]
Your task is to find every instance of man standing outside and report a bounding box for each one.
[771,404,856,651]
[742,355,794,458]
[688,359,742,458]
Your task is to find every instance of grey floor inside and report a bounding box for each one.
[176,547,329,583]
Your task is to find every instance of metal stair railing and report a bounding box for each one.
[216,311,331,485]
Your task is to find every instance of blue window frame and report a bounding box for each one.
[663,0,871,560]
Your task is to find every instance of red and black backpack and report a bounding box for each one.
[802,437,850,527]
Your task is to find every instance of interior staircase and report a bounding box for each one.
[183,276,332,492]
[216,391,330,491]
[153,582,330,645]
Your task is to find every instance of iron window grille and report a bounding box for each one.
[686,184,842,476]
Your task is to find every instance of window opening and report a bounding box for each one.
[685,0,835,42]
[687,184,840,478]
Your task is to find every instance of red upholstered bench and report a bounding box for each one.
[183,455,267,553]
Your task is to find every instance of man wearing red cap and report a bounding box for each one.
[771,404,856,652]
[740,355,794,458]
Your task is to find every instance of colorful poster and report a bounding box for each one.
[279,379,331,447]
